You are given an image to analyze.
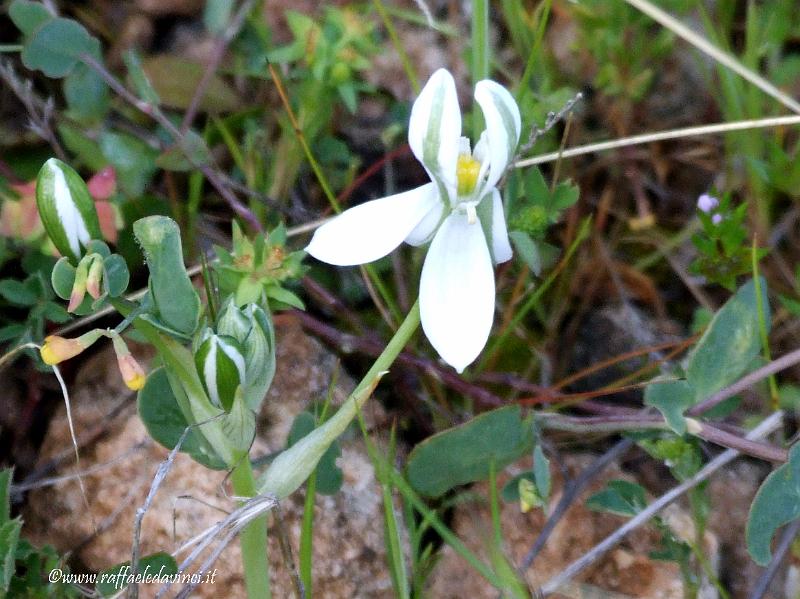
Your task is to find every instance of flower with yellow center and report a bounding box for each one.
[306,68,521,372]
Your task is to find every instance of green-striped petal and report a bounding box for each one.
[195,333,245,411]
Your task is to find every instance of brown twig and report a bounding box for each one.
[291,310,504,407]
[79,53,263,232]
[0,58,66,160]
[180,0,258,131]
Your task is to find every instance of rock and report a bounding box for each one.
[24,319,394,598]
[425,453,694,598]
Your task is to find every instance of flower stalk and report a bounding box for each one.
[258,299,420,499]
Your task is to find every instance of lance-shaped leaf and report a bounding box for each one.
[133,215,201,337]
[35,158,102,263]
[195,332,245,411]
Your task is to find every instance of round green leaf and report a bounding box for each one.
[21,17,94,78]
[9,0,51,37]
[138,367,226,470]
[102,254,129,297]
[747,443,800,565]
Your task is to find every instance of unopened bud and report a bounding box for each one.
[86,255,104,300]
[195,332,246,411]
[35,158,102,263]
[67,255,91,312]
[110,333,146,391]
[40,329,103,365]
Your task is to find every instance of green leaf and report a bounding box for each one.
[0,469,12,524]
[42,301,71,323]
[99,131,158,197]
[533,444,551,502]
[0,279,38,306]
[509,231,543,275]
[9,0,51,37]
[587,480,647,517]
[63,58,109,123]
[0,325,26,343]
[50,257,76,300]
[155,130,212,172]
[747,443,800,566]
[102,254,129,297]
[287,412,343,496]
[204,0,234,34]
[0,519,21,594]
[122,49,160,105]
[21,17,94,78]
[141,55,241,112]
[686,278,767,401]
[219,389,255,452]
[551,182,580,210]
[264,284,305,310]
[644,380,695,435]
[406,406,534,498]
[137,367,225,470]
[133,216,201,337]
[96,552,177,596]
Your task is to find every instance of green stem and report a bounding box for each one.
[752,241,778,408]
[476,216,591,372]
[231,457,272,599]
[372,0,420,94]
[471,0,490,136]
[258,300,420,499]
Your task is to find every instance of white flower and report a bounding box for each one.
[306,68,522,372]
[697,193,719,213]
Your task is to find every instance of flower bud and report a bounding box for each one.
[86,255,104,300]
[195,332,246,411]
[216,301,275,410]
[36,158,102,264]
[109,333,146,390]
[67,255,91,312]
[40,329,103,365]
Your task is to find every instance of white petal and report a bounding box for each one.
[408,69,461,188]
[420,213,495,372]
[51,161,90,256]
[306,184,438,266]
[405,197,445,246]
[489,189,513,263]
[474,80,522,191]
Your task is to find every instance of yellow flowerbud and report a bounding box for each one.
[40,329,103,365]
[110,333,146,391]
[117,353,146,390]
[40,336,84,365]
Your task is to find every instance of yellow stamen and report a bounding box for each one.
[456,154,481,196]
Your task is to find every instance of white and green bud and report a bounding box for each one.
[216,301,276,410]
[36,158,102,264]
[194,331,246,411]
